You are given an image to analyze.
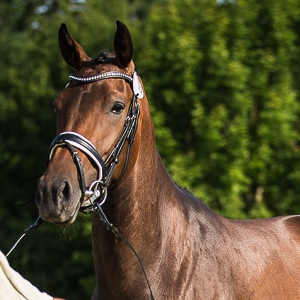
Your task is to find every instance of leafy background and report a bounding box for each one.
[1,0,300,298]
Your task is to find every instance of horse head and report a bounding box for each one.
[35,21,144,225]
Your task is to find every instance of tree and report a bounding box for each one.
[137,0,300,219]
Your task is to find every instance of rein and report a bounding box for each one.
[7,71,155,300]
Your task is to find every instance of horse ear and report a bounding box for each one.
[58,23,89,70]
[114,20,133,68]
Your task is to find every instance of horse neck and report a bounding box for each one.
[90,97,227,297]
[91,96,224,239]
[91,97,175,295]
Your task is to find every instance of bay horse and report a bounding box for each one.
[35,20,300,299]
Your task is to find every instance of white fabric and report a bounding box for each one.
[0,251,53,300]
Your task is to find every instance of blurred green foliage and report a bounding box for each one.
[1,0,300,298]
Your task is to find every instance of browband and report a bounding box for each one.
[68,71,144,99]
[69,71,133,84]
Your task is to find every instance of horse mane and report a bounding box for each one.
[94,50,115,64]
[173,180,194,196]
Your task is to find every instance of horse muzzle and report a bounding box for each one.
[35,172,82,225]
[35,131,107,224]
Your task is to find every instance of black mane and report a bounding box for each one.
[94,50,115,64]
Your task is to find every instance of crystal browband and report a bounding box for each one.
[69,71,133,84]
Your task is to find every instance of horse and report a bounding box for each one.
[35,20,300,300]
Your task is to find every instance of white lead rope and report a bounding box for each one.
[6,216,42,258]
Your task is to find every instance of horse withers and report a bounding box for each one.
[35,20,300,299]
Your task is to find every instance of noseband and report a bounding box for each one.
[48,71,142,213]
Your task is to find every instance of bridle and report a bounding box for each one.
[49,70,155,299]
[48,71,142,213]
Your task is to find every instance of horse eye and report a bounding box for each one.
[111,103,125,114]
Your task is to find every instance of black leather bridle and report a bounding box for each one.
[49,70,155,299]
[48,71,141,213]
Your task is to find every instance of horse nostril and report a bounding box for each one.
[58,181,71,203]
